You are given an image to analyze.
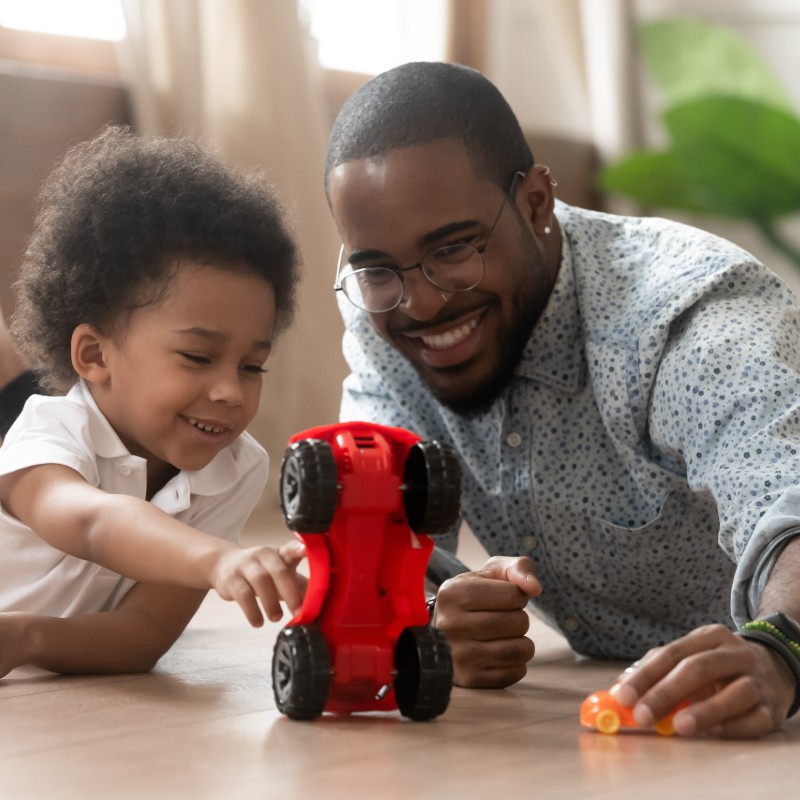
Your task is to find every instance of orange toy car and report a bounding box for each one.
[580,689,689,735]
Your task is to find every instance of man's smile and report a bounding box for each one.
[397,308,487,370]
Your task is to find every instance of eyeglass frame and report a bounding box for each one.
[333,170,526,313]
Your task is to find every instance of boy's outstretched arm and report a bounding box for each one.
[0,463,306,627]
[0,582,206,677]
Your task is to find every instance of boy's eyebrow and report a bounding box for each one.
[173,326,272,350]
[348,220,479,265]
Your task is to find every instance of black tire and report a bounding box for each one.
[280,439,338,532]
[402,441,461,534]
[393,625,453,721]
[272,626,331,720]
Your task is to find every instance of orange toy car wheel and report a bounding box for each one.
[654,715,677,736]
[595,708,622,735]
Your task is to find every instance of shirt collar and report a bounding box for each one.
[515,210,586,392]
[72,380,243,499]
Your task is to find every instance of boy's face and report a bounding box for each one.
[89,263,275,492]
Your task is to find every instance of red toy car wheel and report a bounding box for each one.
[280,439,338,532]
[272,625,331,720]
[402,440,461,534]
[393,625,453,721]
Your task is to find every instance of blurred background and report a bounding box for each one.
[2,0,799,521]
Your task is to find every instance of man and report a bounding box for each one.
[324,61,800,739]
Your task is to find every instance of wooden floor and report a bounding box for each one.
[3,520,799,800]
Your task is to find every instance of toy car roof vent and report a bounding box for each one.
[353,434,377,449]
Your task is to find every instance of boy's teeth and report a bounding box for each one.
[188,418,223,434]
[421,317,478,350]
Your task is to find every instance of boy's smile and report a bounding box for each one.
[82,262,276,495]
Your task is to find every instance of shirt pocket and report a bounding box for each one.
[587,490,675,576]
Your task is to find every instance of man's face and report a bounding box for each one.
[328,138,559,416]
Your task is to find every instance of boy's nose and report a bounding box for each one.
[398,270,451,321]
[208,370,244,406]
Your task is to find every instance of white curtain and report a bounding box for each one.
[118,0,347,520]
[488,0,641,211]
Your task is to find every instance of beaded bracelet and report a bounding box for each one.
[743,620,800,662]
[737,618,800,718]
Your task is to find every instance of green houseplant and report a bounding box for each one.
[599,18,800,269]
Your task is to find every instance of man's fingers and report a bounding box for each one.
[474,556,542,597]
[613,624,734,706]
[442,572,533,612]
[436,607,531,641]
[450,636,535,688]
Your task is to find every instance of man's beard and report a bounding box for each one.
[420,228,553,418]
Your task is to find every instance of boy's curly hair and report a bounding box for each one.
[12,126,301,392]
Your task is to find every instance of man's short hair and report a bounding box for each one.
[324,61,534,198]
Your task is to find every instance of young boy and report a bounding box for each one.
[0,126,304,678]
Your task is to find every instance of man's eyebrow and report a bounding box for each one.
[347,219,480,265]
[173,327,272,350]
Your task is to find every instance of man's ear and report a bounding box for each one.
[71,323,110,384]
[518,165,557,236]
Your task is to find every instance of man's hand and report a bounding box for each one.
[610,623,796,738]
[431,555,541,688]
[211,539,307,626]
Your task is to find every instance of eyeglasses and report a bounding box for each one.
[334,171,524,313]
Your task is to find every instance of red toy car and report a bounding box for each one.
[271,421,461,721]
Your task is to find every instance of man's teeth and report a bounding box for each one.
[421,317,479,350]
[188,418,224,434]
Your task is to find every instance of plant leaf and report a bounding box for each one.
[598,151,727,215]
[640,18,793,113]
[664,96,800,219]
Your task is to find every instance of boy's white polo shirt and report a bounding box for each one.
[0,381,268,617]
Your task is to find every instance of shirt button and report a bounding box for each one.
[506,432,522,447]
[563,617,580,632]
[118,464,132,476]
[522,535,537,550]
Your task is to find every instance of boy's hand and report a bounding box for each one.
[610,624,795,738]
[431,555,541,688]
[211,540,307,626]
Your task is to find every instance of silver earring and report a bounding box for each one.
[543,226,551,235]
[541,166,558,187]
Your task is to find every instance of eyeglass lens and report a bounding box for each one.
[341,243,484,312]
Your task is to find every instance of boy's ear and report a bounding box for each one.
[71,324,110,384]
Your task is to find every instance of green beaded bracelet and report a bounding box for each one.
[737,612,800,719]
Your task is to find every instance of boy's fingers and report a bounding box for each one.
[278,539,306,567]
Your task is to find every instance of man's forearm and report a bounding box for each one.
[757,536,800,618]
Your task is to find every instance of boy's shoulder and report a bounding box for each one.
[0,386,100,482]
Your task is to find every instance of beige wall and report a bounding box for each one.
[0,65,131,316]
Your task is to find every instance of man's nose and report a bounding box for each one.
[398,269,451,320]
